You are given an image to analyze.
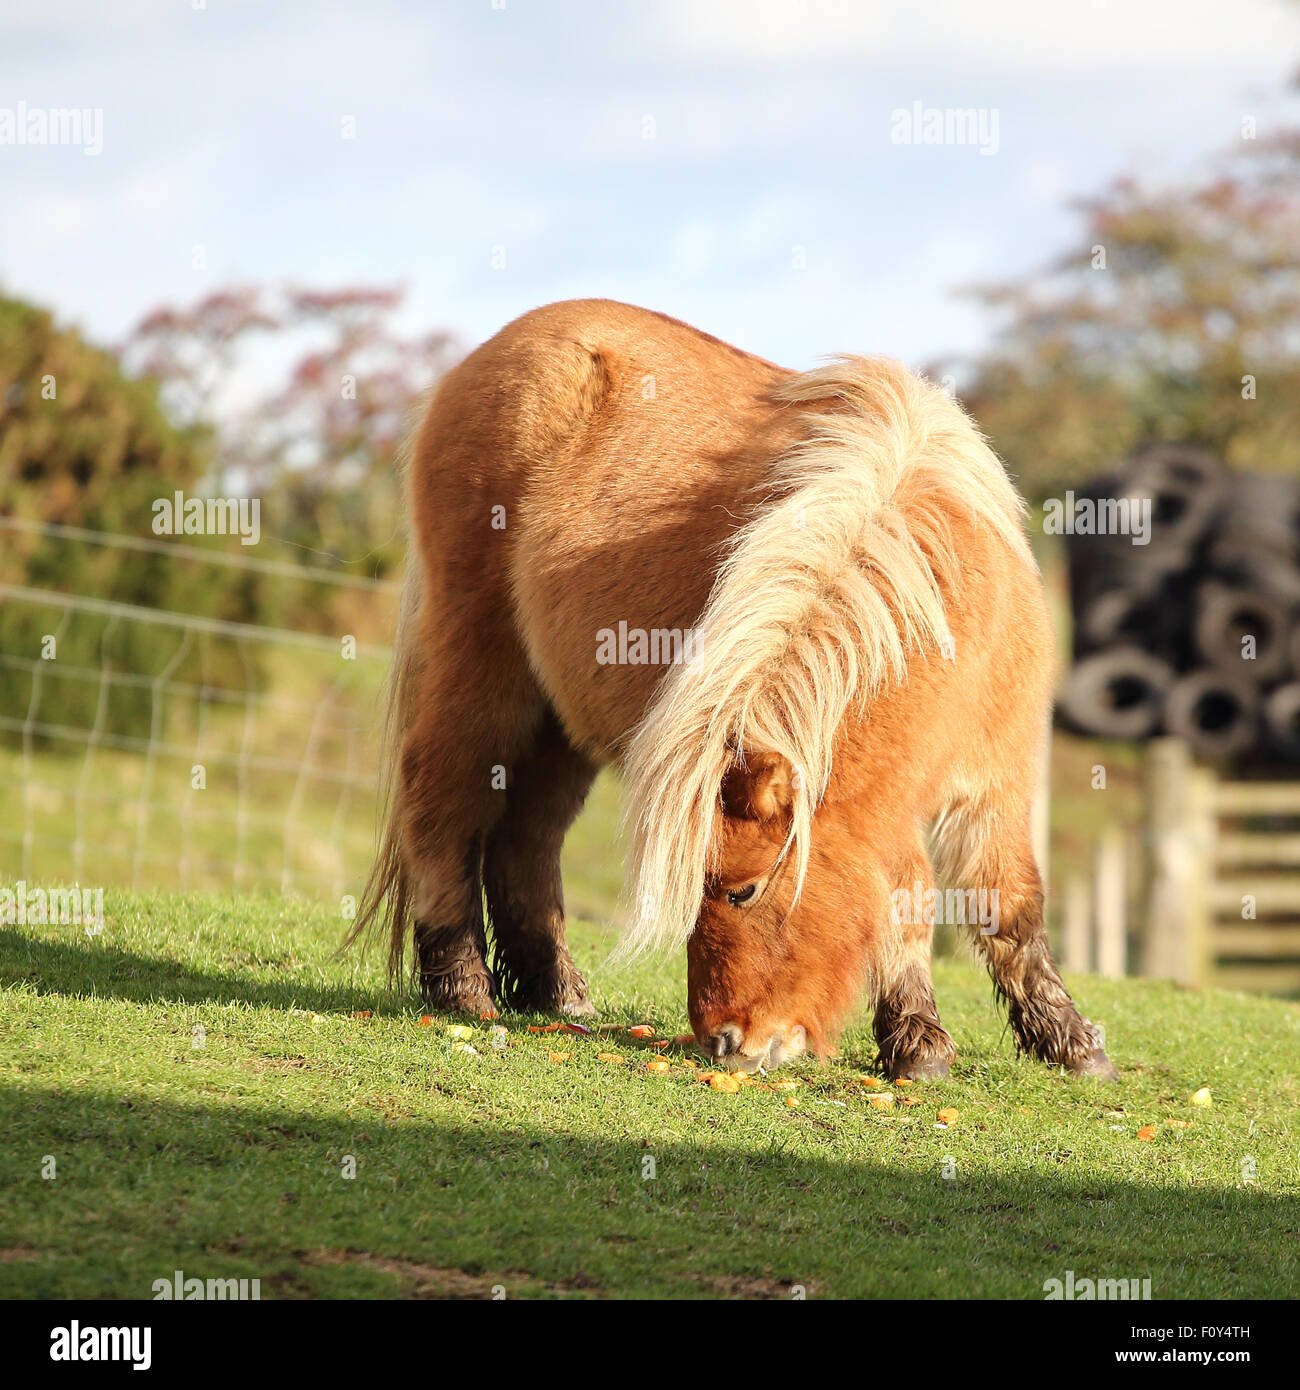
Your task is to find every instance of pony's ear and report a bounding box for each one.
[719,750,795,823]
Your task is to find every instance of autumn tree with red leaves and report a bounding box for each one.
[123,283,459,580]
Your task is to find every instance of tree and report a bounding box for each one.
[0,294,241,736]
[944,131,1300,501]
[122,283,459,584]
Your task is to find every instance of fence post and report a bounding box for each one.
[1142,738,1194,980]
[1062,872,1091,973]
[1094,826,1126,978]
[1182,766,1216,988]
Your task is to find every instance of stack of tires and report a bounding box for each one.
[1058,445,1300,763]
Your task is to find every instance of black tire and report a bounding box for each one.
[1207,474,1300,603]
[1121,443,1226,564]
[1126,441,1225,493]
[1263,683,1300,762]
[1075,579,1191,663]
[1208,540,1300,604]
[1065,447,1221,624]
[1064,486,1193,663]
[1056,648,1175,739]
[1194,581,1292,683]
[1163,670,1259,758]
[1220,472,1300,533]
[1063,472,1134,616]
[1077,588,1151,650]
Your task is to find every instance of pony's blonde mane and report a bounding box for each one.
[619,356,1029,956]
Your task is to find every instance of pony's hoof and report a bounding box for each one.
[1067,1048,1119,1082]
[415,923,497,1014]
[502,960,594,1017]
[559,993,596,1018]
[419,966,497,1016]
[885,1054,951,1081]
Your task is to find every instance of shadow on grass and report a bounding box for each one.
[2,1081,1297,1300]
[0,928,694,1032]
[0,929,404,1017]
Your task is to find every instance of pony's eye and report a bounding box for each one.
[726,883,758,907]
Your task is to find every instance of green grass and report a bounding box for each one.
[3,883,1299,1300]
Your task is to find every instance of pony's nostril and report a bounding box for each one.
[707,1024,744,1058]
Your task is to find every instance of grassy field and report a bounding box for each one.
[3,868,1298,1299]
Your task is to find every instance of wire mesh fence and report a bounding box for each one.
[0,518,392,905]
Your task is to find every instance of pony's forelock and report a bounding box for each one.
[617,356,1028,958]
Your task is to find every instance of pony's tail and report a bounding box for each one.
[341,395,435,982]
[342,539,423,980]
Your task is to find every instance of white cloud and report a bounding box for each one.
[662,0,888,65]
[661,0,1300,77]
[118,173,186,220]
[0,0,171,37]
[0,190,98,256]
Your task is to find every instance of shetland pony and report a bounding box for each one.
[349,299,1116,1081]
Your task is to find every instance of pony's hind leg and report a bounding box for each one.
[396,629,543,1015]
[932,793,1117,1079]
[411,842,493,1016]
[873,845,957,1080]
[483,711,597,1016]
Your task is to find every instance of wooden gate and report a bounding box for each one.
[1142,738,1300,992]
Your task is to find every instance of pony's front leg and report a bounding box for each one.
[938,795,1117,1079]
[979,875,1117,1079]
[873,860,957,1080]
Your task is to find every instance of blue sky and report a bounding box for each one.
[2,0,1298,375]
